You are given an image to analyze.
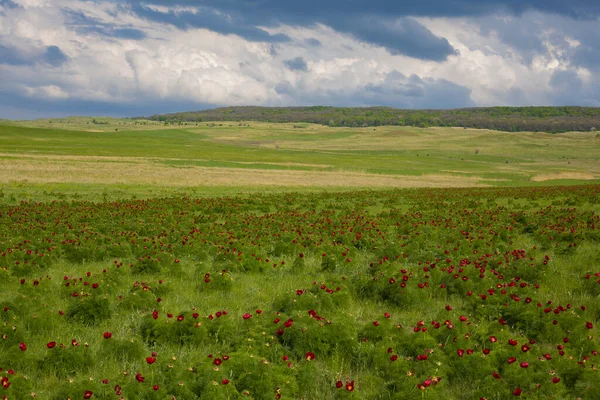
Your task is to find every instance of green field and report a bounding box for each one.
[0,120,599,399]
[1,185,600,399]
[0,119,599,204]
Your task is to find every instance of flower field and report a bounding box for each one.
[1,185,599,399]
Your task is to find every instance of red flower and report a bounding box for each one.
[508,357,517,364]
[84,390,93,399]
[256,309,262,314]
[146,357,156,365]
[345,380,355,392]
[586,321,593,329]
[520,362,529,368]
[305,352,316,361]
[135,373,145,382]
[47,341,56,349]
[213,358,222,366]
[373,321,380,327]
[242,313,252,320]
[177,315,184,321]
[153,385,160,391]
[336,380,343,388]
[284,319,294,328]
[19,342,27,351]
[390,355,398,361]
[457,349,465,357]
[513,388,522,396]
[221,379,230,385]
[103,332,112,339]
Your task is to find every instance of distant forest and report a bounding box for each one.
[145,106,600,133]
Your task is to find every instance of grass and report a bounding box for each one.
[0,119,599,398]
[0,120,598,201]
[1,186,599,399]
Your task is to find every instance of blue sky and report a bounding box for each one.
[1,0,599,119]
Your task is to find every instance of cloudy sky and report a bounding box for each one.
[1,0,600,119]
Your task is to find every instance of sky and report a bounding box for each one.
[1,0,600,119]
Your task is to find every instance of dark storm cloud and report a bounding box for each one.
[328,16,456,61]
[119,1,458,61]
[44,46,68,66]
[118,0,600,61]
[0,43,68,66]
[122,0,600,20]
[283,57,308,71]
[128,3,290,43]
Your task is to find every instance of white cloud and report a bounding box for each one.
[1,1,599,118]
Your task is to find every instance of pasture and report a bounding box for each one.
[0,119,599,203]
[0,120,599,399]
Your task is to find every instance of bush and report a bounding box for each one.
[66,296,112,325]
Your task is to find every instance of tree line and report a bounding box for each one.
[144,106,600,133]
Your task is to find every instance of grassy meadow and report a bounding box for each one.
[0,119,599,399]
[0,118,599,203]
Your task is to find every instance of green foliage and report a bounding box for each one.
[38,344,94,378]
[1,185,600,399]
[139,312,208,346]
[66,296,112,325]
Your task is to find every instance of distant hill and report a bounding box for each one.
[144,106,600,133]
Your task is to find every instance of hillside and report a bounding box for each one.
[145,106,600,133]
[1,121,598,203]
